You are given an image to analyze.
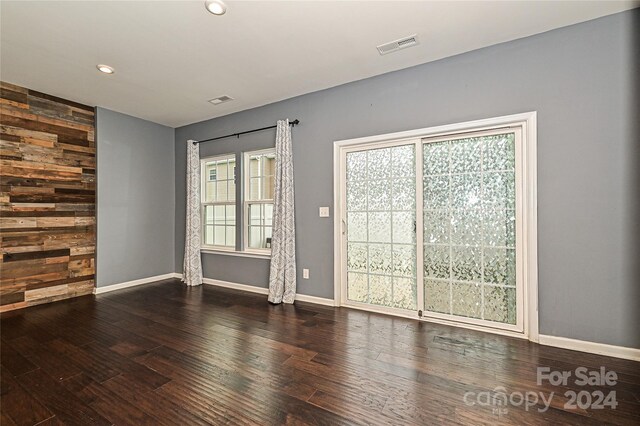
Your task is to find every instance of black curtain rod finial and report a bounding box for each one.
[193,119,300,145]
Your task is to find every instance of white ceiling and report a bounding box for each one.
[1,1,637,127]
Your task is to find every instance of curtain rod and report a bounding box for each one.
[192,119,300,145]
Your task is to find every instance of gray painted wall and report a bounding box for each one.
[97,107,175,287]
[175,10,639,348]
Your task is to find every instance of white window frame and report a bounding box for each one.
[333,112,538,342]
[243,148,276,255]
[201,153,236,252]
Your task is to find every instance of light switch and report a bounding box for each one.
[302,269,310,279]
[319,207,330,217]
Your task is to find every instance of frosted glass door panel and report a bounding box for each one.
[423,133,517,325]
[346,145,417,310]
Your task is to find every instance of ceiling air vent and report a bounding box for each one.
[377,34,419,55]
[208,95,234,105]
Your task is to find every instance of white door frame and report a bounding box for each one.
[333,112,538,342]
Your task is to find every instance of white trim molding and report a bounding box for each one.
[94,273,177,294]
[539,335,640,362]
[294,293,337,307]
[178,276,337,306]
[202,277,268,295]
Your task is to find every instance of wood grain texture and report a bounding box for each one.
[1,279,638,425]
[0,81,95,311]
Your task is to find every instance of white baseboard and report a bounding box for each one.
[539,334,640,362]
[94,273,177,294]
[296,294,336,307]
[197,276,336,306]
[202,277,269,295]
[294,293,337,307]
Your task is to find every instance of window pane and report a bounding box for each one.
[249,204,262,226]
[217,161,228,179]
[264,204,273,224]
[226,205,236,225]
[263,175,274,199]
[248,226,262,248]
[264,155,275,176]
[484,286,516,323]
[214,226,225,246]
[250,177,261,200]
[204,225,214,245]
[204,205,214,224]
[423,142,449,176]
[215,181,227,202]
[483,134,515,171]
[258,156,267,177]
[226,226,236,247]
[250,156,260,176]
[214,205,226,225]
[228,179,236,202]
[425,279,450,314]
[367,148,391,180]
[247,151,275,201]
[204,179,215,202]
[451,282,482,319]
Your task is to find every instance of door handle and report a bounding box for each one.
[342,218,347,235]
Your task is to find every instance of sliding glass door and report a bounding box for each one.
[344,143,417,311]
[422,131,521,330]
[339,127,524,334]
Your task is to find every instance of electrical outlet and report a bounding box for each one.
[319,207,330,217]
[302,268,309,279]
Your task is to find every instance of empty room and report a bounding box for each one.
[1,1,638,425]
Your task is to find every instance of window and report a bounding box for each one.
[201,155,236,249]
[245,149,275,251]
[200,148,276,255]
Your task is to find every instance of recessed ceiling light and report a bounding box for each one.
[96,64,115,74]
[205,0,226,15]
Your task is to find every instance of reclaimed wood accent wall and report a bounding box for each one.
[0,82,95,312]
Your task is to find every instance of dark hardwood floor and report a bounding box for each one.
[1,279,638,425]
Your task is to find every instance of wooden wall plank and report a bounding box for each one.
[3,249,71,262]
[0,82,95,311]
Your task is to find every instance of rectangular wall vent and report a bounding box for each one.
[208,95,234,105]
[377,34,419,55]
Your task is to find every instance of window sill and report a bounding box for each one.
[201,248,271,260]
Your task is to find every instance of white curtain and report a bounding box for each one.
[268,120,297,304]
[182,140,203,286]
